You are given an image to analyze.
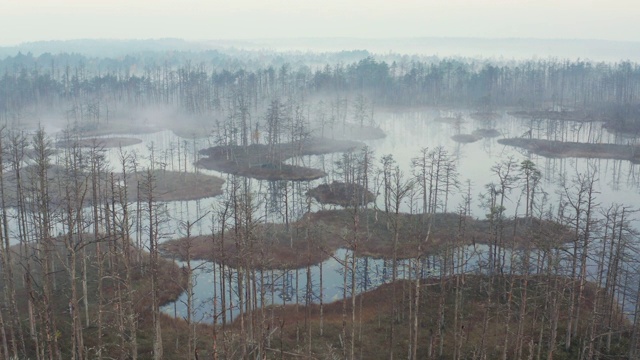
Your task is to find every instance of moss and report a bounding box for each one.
[161,209,572,270]
[197,138,365,181]
[451,134,482,143]
[56,137,142,148]
[250,276,631,360]
[307,181,376,207]
[498,138,640,162]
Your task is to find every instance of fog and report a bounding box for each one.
[1,3,640,357]
[3,37,640,63]
[2,0,639,45]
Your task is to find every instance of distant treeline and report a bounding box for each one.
[1,50,639,122]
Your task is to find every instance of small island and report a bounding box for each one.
[469,112,501,121]
[126,170,225,202]
[451,129,499,143]
[56,136,142,148]
[451,134,481,143]
[307,181,376,207]
[508,110,597,122]
[196,138,365,181]
[160,208,572,270]
[472,128,501,138]
[498,138,640,163]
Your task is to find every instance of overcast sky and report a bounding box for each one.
[0,0,638,45]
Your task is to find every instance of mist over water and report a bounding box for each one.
[96,108,640,324]
[1,1,639,353]
[33,109,638,243]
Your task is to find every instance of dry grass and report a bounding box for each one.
[498,138,640,163]
[307,181,376,207]
[470,112,502,121]
[451,134,482,143]
[0,168,224,211]
[1,236,191,359]
[237,275,631,360]
[71,120,162,137]
[161,208,572,270]
[127,170,225,202]
[472,128,501,138]
[196,138,364,181]
[56,137,142,148]
[508,110,597,122]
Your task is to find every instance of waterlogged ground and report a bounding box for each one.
[161,245,487,323]
[18,109,640,323]
[38,110,640,234]
[161,241,611,324]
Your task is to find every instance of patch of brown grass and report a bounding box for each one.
[451,133,482,143]
[307,181,376,207]
[470,112,501,121]
[72,121,162,137]
[2,235,192,359]
[196,138,365,181]
[508,110,597,122]
[56,137,142,148]
[498,138,640,163]
[127,170,225,201]
[239,275,630,360]
[472,128,501,138]
[161,209,572,270]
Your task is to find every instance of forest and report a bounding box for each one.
[0,41,640,360]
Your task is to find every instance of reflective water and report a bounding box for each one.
[12,109,640,324]
[162,245,490,323]
[38,111,640,239]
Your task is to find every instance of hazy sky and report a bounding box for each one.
[0,0,638,45]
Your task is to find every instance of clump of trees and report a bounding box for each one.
[161,143,639,359]
[0,128,197,359]
[1,51,640,137]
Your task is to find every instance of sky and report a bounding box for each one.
[0,0,639,45]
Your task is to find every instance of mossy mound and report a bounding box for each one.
[307,181,376,207]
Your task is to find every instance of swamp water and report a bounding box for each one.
[23,110,640,323]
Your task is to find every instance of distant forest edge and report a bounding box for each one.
[2,38,640,60]
[1,47,639,133]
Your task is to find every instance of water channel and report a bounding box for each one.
[29,109,640,324]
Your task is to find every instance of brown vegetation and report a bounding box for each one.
[71,120,162,137]
[472,128,501,138]
[603,119,640,135]
[2,238,189,359]
[508,110,640,137]
[196,138,365,181]
[161,208,572,270]
[1,169,225,207]
[250,275,630,359]
[498,137,640,162]
[56,137,143,148]
[451,134,481,143]
[307,181,376,207]
[469,112,501,121]
[126,170,225,202]
[509,110,598,122]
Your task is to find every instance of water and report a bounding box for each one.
[161,245,491,323]
[12,109,640,324]
[43,112,640,239]
[162,239,622,325]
